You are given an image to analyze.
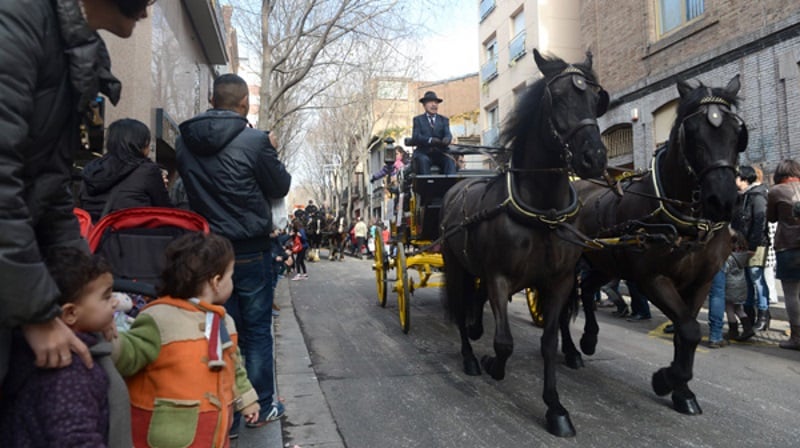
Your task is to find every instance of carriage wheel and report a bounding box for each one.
[526,288,544,328]
[373,231,388,307]
[396,246,411,334]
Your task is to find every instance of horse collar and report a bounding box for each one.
[503,171,581,226]
[651,150,727,238]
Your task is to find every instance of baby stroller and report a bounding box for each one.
[87,207,209,315]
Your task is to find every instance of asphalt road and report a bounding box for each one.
[285,255,800,447]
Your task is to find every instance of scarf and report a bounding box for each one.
[189,299,233,371]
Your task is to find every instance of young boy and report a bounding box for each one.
[112,232,260,445]
[0,247,131,447]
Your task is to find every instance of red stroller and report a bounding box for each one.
[87,207,209,299]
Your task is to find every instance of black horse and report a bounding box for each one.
[563,75,747,417]
[307,211,325,261]
[440,49,609,437]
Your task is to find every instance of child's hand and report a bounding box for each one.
[242,402,260,424]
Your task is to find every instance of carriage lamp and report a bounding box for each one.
[384,137,396,165]
[631,108,640,122]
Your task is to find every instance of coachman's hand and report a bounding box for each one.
[429,137,443,146]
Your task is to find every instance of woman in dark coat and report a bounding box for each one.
[80,118,172,221]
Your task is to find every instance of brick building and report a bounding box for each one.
[583,1,800,173]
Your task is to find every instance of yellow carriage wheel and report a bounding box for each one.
[526,288,544,327]
[373,230,388,307]
[396,246,411,334]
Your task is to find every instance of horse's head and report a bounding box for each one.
[504,50,608,179]
[669,75,747,222]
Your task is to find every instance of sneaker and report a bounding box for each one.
[301,273,309,278]
[291,274,302,281]
[246,401,285,428]
[229,422,240,439]
[272,309,280,317]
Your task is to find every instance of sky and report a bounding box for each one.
[416,1,479,81]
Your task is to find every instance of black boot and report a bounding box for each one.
[754,309,771,332]
[736,317,756,341]
[725,322,739,340]
[744,305,755,326]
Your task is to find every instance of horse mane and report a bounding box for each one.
[500,54,600,160]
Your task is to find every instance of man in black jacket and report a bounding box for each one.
[409,91,456,174]
[0,0,151,385]
[177,74,292,431]
[733,165,772,332]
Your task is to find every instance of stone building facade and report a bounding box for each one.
[100,1,229,176]
[582,1,800,173]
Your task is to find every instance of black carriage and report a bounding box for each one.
[371,138,542,333]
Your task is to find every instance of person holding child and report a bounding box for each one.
[112,232,260,445]
[0,247,131,447]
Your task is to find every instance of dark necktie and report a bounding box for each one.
[428,115,435,127]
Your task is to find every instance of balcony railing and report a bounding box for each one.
[482,127,499,146]
[508,31,526,63]
[480,58,498,82]
[479,0,496,22]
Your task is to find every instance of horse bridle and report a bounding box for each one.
[675,92,748,183]
[542,66,609,166]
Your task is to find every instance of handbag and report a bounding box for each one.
[291,234,302,254]
[748,245,767,267]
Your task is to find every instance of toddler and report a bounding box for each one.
[113,232,259,446]
[725,232,756,341]
[0,247,130,447]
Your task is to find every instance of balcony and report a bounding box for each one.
[479,0,496,22]
[482,127,499,146]
[508,31,526,63]
[480,58,498,83]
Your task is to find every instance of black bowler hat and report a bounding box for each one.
[419,91,443,104]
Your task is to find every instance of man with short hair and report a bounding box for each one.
[177,73,292,432]
[0,0,153,386]
[409,91,456,175]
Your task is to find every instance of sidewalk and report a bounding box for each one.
[247,278,345,448]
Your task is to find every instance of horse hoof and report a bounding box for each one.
[652,368,673,397]
[480,355,505,380]
[580,334,597,356]
[545,410,576,437]
[463,357,481,376]
[564,353,584,370]
[672,394,703,415]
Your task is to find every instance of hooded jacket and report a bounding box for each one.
[79,151,172,222]
[0,0,121,331]
[732,183,769,250]
[176,110,291,252]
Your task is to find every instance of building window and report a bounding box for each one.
[657,0,704,36]
[481,39,498,82]
[483,105,499,145]
[602,125,634,159]
[653,100,678,148]
[509,10,526,63]
[480,0,496,22]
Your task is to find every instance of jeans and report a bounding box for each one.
[745,266,770,311]
[226,250,276,412]
[707,269,726,342]
[627,281,651,317]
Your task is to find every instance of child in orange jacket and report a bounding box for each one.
[113,233,259,447]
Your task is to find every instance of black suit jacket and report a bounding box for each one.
[410,113,452,154]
